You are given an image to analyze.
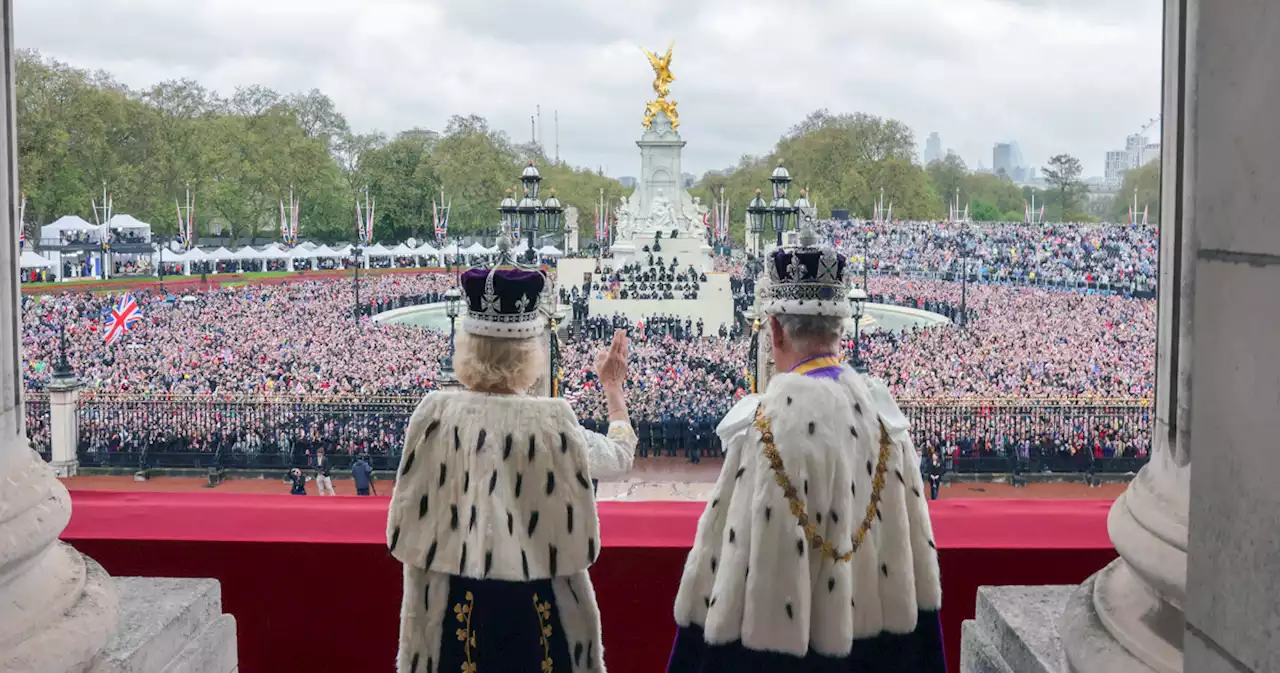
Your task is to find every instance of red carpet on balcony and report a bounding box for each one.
[62,491,1117,673]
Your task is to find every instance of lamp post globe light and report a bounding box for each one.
[438,285,463,389]
[768,161,797,246]
[503,161,564,265]
[499,189,519,240]
[746,188,768,256]
[848,287,868,373]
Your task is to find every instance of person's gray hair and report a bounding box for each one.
[454,331,547,393]
[774,313,844,353]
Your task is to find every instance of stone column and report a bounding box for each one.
[47,375,84,477]
[0,3,119,672]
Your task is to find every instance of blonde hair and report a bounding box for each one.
[454,331,547,393]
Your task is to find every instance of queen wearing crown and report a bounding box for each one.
[666,231,946,672]
[386,265,637,673]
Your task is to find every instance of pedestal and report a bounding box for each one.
[47,374,83,477]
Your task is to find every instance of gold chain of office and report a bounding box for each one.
[753,407,892,563]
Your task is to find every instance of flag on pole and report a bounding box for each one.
[104,293,142,345]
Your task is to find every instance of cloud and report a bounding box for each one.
[15,0,1162,178]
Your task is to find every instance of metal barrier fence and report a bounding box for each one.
[67,392,1151,474]
[26,393,51,461]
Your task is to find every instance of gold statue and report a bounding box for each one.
[641,43,679,130]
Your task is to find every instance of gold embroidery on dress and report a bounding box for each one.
[753,408,893,563]
[454,591,477,673]
[533,593,554,672]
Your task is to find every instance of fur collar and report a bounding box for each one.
[386,391,601,582]
[673,368,942,658]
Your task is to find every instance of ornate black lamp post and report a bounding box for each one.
[848,288,868,373]
[746,188,768,255]
[510,161,564,264]
[767,161,798,246]
[438,286,462,389]
[957,231,972,328]
[52,319,75,379]
[352,244,364,327]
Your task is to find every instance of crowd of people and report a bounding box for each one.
[21,218,1159,469]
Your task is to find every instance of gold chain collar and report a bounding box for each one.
[753,407,892,564]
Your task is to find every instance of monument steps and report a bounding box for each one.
[90,577,237,673]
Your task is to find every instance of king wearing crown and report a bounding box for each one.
[386,263,638,672]
[666,230,946,672]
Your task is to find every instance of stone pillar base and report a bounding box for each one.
[961,582,1162,673]
[49,459,79,478]
[90,577,238,673]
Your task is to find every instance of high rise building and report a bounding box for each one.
[992,143,1015,178]
[923,132,942,164]
[1104,133,1162,188]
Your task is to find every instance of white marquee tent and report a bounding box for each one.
[20,250,52,268]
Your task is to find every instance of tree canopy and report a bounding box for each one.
[16,50,624,243]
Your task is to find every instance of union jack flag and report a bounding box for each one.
[104,294,142,345]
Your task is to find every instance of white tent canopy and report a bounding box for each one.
[440,243,463,256]
[289,246,316,259]
[40,216,98,239]
[311,245,345,258]
[363,243,393,257]
[258,244,292,260]
[206,247,237,261]
[414,243,440,257]
[233,246,262,260]
[390,243,418,257]
[107,214,152,232]
[537,245,563,257]
[463,242,490,255]
[20,251,52,268]
[183,248,210,262]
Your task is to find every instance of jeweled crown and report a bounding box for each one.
[759,229,850,318]
[460,267,545,339]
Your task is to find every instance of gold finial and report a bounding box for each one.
[641,42,679,130]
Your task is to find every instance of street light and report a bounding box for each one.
[768,161,797,246]
[746,188,768,254]
[352,244,364,328]
[862,223,873,292]
[848,288,868,373]
[956,230,974,328]
[438,286,462,389]
[52,319,75,380]
[504,161,564,265]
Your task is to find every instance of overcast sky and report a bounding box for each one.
[16,0,1161,178]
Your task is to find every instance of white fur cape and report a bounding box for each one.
[672,368,942,658]
[387,391,624,673]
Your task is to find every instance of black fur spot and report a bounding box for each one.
[507,511,514,535]
[587,642,594,668]
[797,539,805,556]
[515,473,524,498]
[476,429,486,452]
[765,506,772,521]
[528,436,536,461]
[410,652,419,673]
[438,463,447,488]
[852,481,857,497]
[503,434,514,460]
[566,503,575,534]
[710,556,718,573]
[729,528,736,543]
[895,469,904,484]
[850,426,858,438]
[426,541,437,566]
[704,597,710,608]
[454,426,460,450]
[401,451,416,475]
[423,420,440,440]
[484,551,493,576]
[459,543,467,569]
[866,460,873,475]
[521,550,530,579]
[428,658,433,672]
[576,471,591,489]
[546,470,556,495]
[549,545,558,575]
[424,584,430,612]
[711,498,719,508]
[568,580,581,604]
[786,396,793,405]
[710,597,717,607]
[489,471,498,495]
[468,505,477,531]
[854,402,862,415]
[830,510,839,524]
[881,563,889,577]
[928,539,936,549]
[574,643,584,666]
[449,505,459,530]
[804,479,809,496]
[418,494,429,518]
[527,511,540,537]
[785,602,794,620]
[735,467,746,480]
[588,538,597,562]
[463,471,470,493]
[389,526,400,552]
[816,511,822,524]
[828,577,836,593]
[852,599,856,609]
[808,421,816,435]
[876,508,883,522]
[560,432,569,453]
[745,565,749,580]
[913,486,921,497]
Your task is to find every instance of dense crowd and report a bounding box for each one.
[21,218,1158,468]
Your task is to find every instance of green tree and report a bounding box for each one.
[1111,159,1160,223]
[1042,154,1084,221]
